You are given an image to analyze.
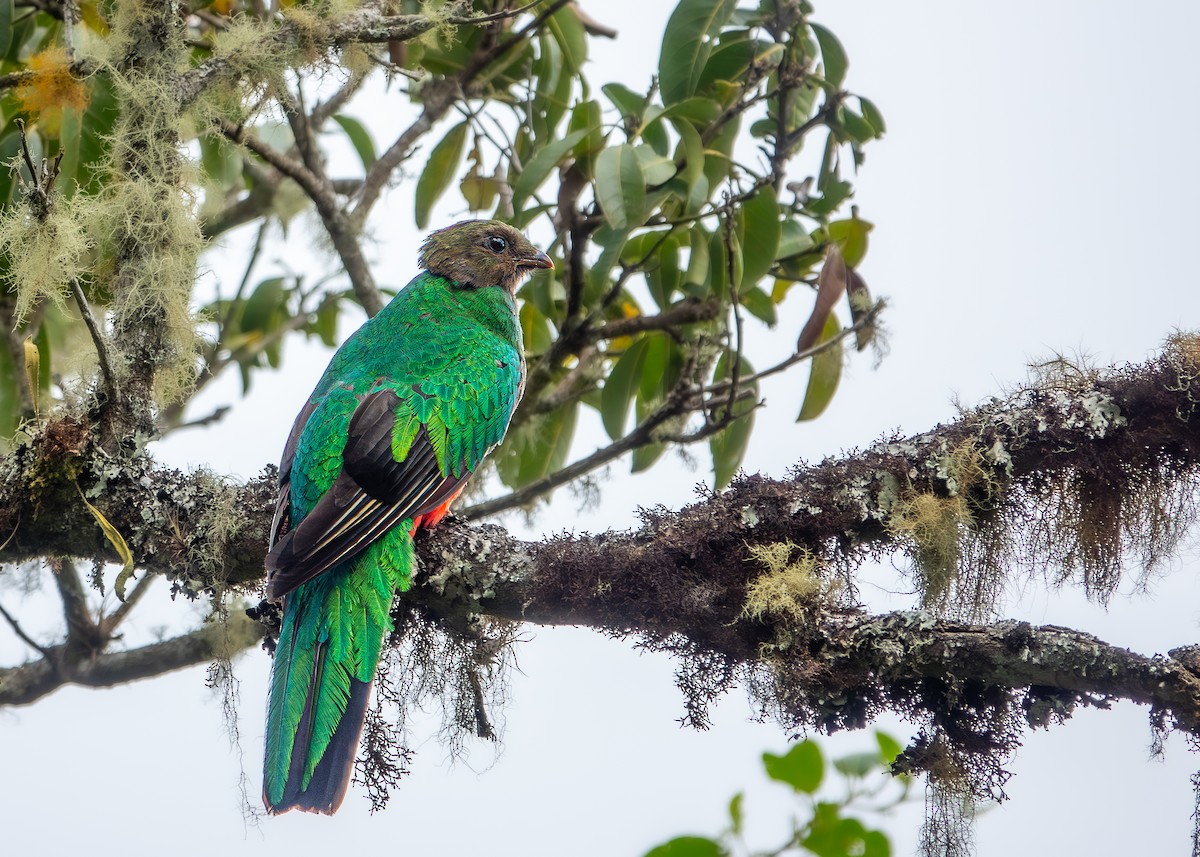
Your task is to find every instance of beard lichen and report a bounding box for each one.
[357,603,519,811]
[0,192,97,325]
[742,540,842,623]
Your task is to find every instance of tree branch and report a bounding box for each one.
[218,118,383,316]
[177,7,451,109]
[0,609,266,706]
[2,339,1199,736]
[414,514,1200,734]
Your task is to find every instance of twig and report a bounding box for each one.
[0,600,54,660]
[721,201,744,422]
[48,557,97,653]
[218,118,383,316]
[701,303,884,397]
[69,278,116,401]
[449,0,549,26]
[163,405,231,435]
[0,611,267,706]
[98,570,158,637]
[60,0,79,61]
[461,372,696,519]
[350,76,460,227]
[586,298,721,343]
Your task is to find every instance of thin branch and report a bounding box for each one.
[586,298,722,343]
[218,119,383,316]
[0,611,267,706]
[701,303,884,398]
[448,0,549,26]
[178,7,449,109]
[349,76,461,227]
[461,377,696,519]
[70,278,116,402]
[48,557,97,653]
[0,600,54,659]
[98,569,158,638]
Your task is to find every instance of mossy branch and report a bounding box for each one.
[2,339,1200,754]
[177,6,454,110]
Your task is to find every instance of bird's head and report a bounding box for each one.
[418,220,553,294]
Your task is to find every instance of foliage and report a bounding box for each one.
[0,0,883,505]
[642,734,909,857]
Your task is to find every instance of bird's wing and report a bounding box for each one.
[269,398,320,550]
[265,388,470,600]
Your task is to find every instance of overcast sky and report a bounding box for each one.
[3,2,1200,855]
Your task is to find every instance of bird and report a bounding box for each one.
[262,220,552,815]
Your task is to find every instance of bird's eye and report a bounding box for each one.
[487,235,508,253]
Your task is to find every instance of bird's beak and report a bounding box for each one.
[523,252,554,270]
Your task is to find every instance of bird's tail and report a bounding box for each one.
[263,568,391,815]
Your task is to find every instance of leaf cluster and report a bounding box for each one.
[642,734,909,857]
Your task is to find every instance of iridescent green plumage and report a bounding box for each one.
[263,221,549,814]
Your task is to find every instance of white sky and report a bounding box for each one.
[3,1,1200,854]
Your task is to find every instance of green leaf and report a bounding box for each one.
[763,740,824,793]
[667,118,707,216]
[631,333,683,472]
[778,219,816,259]
[600,338,648,440]
[199,134,242,188]
[654,97,724,130]
[797,313,843,422]
[740,286,776,326]
[863,830,892,857]
[697,36,784,97]
[602,82,647,126]
[826,216,873,267]
[859,96,887,136]
[728,792,744,835]
[594,144,646,230]
[311,295,339,347]
[738,185,780,286]
[727,228,743,292]
[532,33,572,144]
[702,113,740,191]
[643,836,724,857]
[510,128,589,216]
[645,234,683,310]
[496,401,579,489]
[569,99,606,176]
[585,225,631,301]
[634,144,678,186]
[833,751,879,779]
[332,114,377,171]
[695,33,754,95]
[519,300,554,355]
[875,731,904,767]
[658,0,738,104]
[414,121,468,229]
[240,277,287,333]
[709,353,756,488]
[0,0,12,57]
[837,107,877,144]
[0,320,16,435]
[546,3,587,72]
[811,22,849,87]
[683,225,711,297]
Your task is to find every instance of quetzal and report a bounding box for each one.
[262,220,552,815]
